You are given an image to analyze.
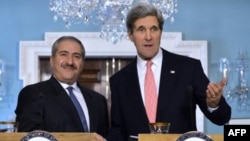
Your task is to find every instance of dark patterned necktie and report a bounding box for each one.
[67,87,88,132]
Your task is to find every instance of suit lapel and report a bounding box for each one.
[124,59,150,123]
[157,50,178,121]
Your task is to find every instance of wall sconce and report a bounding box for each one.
[219,57,232,98]
[220,50,250,112]
[0,59,5,101]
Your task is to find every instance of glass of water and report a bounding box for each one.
[0,121,18,133]
[149,122,171,134]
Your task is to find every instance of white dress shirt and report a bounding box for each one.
[137,48,163,105]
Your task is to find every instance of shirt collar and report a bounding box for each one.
[56,79,77,90]
[137,48,163,68]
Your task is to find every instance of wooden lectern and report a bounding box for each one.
[138,134,224,141]
[0,133,224,141]
[0,132,96,141]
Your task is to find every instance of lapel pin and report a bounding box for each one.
[170,70,175,74]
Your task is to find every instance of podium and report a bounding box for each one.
[0,133,224,141]
[0,133,96,141]
[138,134,224,141]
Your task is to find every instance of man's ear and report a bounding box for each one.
[127,32,133,42]
[49,57,53,67]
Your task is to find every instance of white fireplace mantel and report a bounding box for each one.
[19,32,207,132]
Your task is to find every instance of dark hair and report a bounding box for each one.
[126,2,164,34]
[51,36,85,60]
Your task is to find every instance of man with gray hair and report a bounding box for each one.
[106,2,231,141]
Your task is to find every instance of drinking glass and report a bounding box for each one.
[0,121,18,133]
[149,122,171,134]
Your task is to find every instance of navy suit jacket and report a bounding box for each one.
[107,48,231,141]
[15,76,109,137]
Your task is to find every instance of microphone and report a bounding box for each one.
[186,85,195,130]
[38,93,44,130]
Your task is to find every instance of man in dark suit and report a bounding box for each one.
[15,36,108,140]
[106,2,231,141]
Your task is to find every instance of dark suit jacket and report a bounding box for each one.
[15,76,109,137]
[106,48,231,141]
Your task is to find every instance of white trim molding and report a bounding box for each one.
[19,32,208,132]
[229,118,250,125]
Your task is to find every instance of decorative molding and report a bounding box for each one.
[19,32,207,132]
[229,118,250,125]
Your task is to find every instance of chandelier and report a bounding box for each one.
[49,0,178,44]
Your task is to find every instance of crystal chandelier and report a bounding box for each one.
[49,0,178,44]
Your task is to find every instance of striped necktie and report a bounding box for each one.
[67,87,89,132]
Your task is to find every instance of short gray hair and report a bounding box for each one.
[126,2,164,34]
[51,36,85,60]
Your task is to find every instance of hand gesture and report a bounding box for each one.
[206,77,227,108]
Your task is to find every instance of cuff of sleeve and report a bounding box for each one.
[207,106,219,113]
